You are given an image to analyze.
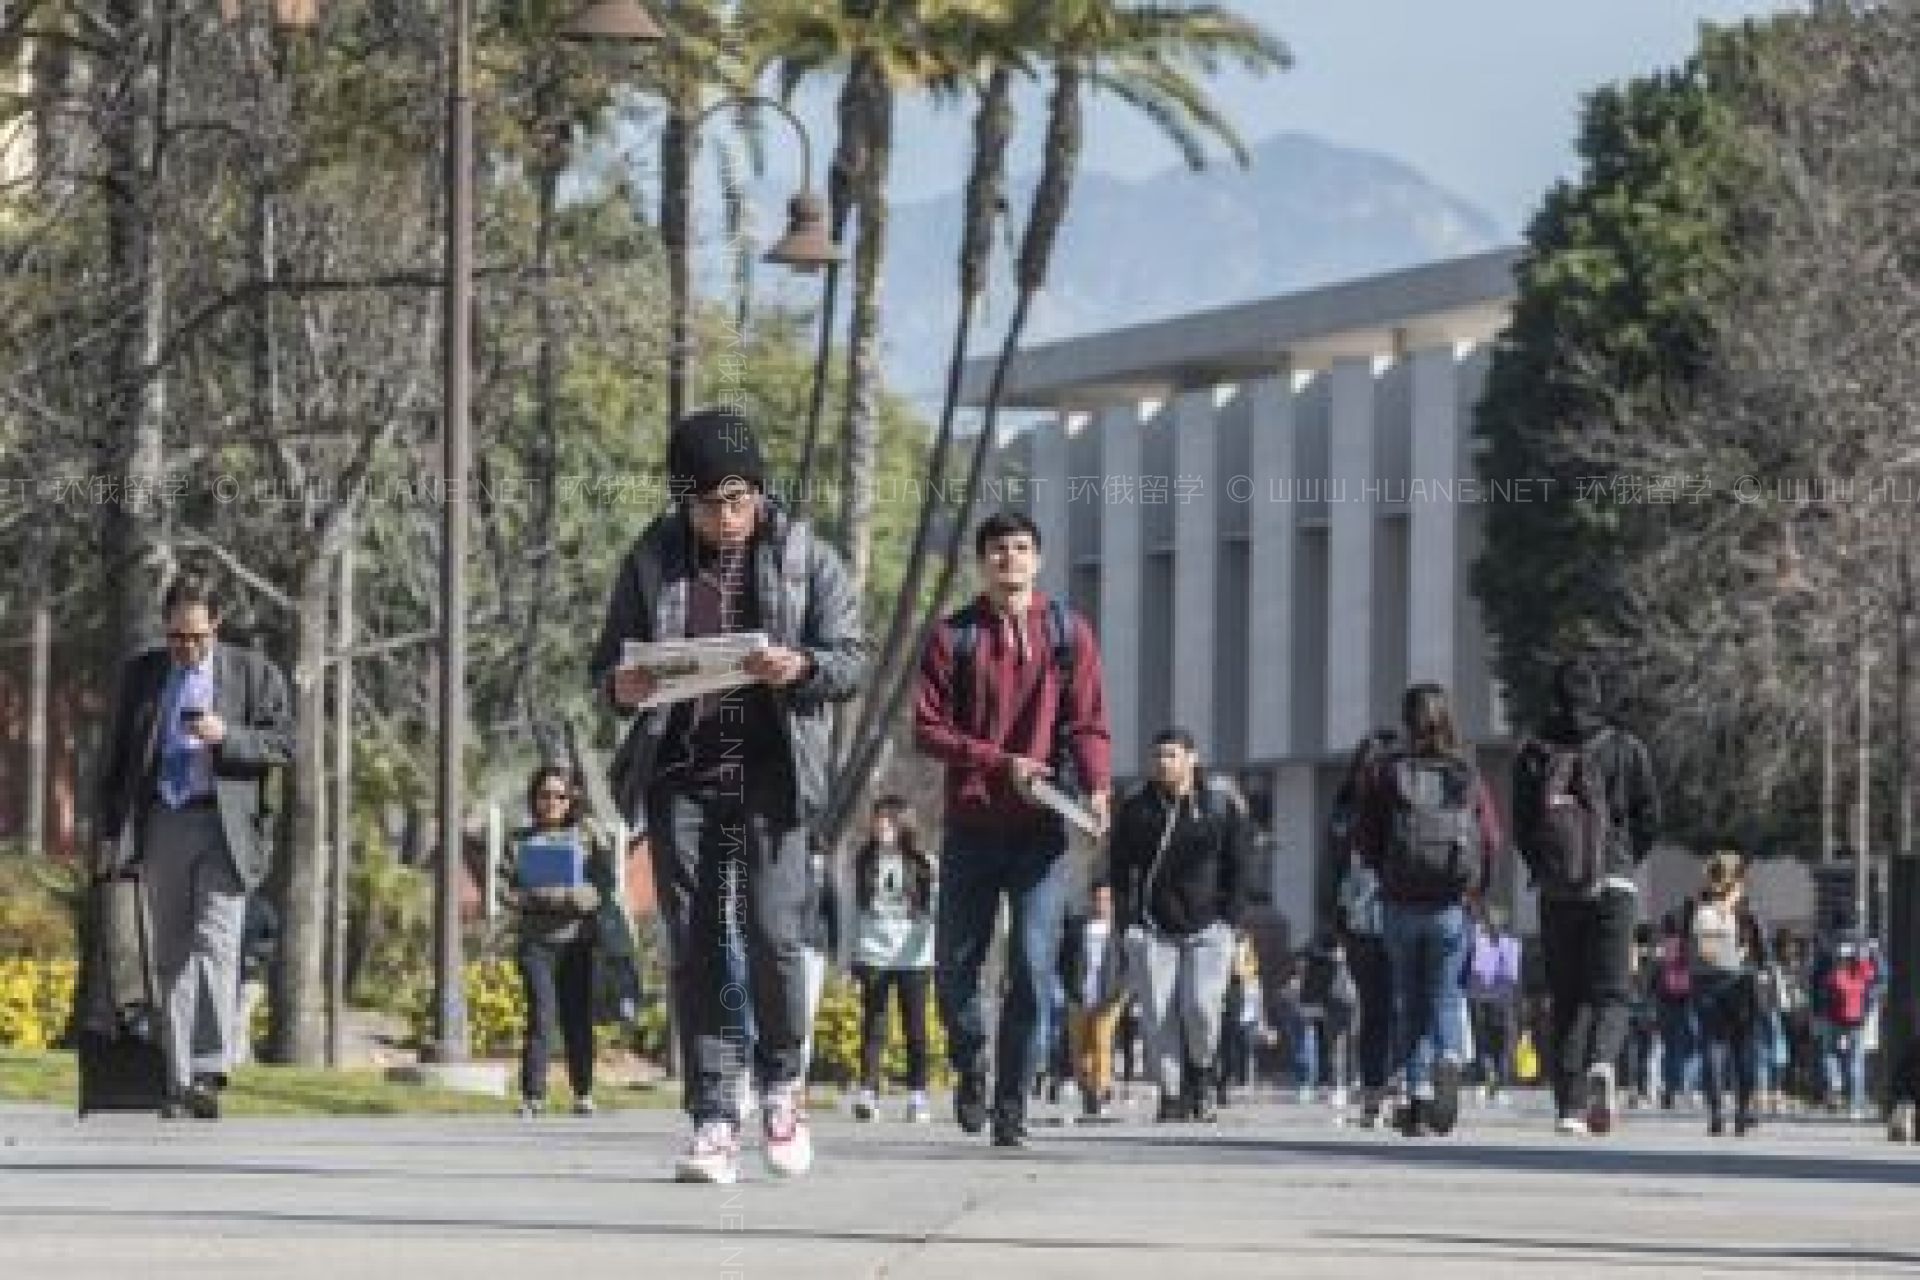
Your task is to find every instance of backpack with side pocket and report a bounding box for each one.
[1380,754,1482,898]
[1516,729,1615,899]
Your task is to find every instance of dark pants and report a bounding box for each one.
[518,933,596,1101]
[860,967,932,1090]
[1540,888,1637,1115]
[935,826,1071,1122]
[1695,971,1757,1122]
[1348,933,1393,1090]
[1471,997,1515,1089]
[649,775,810,1125]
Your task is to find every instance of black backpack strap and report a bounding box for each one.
[950,604,983,730]
[1046,597,1079,788]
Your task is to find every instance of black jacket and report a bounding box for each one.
[852,840,935,917]
[1107,774,1255,936]
[589,501,865,827]
[1516,709,1661,888]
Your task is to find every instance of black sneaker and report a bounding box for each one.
[184,1082,221,1121]
[1397,1098,1430,1138]
[954,1073,989,1135]
[1156,1093,1187,1123]
[1081,1090,1104,1119]
[1189,1071,1219,1123]
[1708,1114,1726,1137]
[991,1120,1028,1149]
[1734,1113,1757,1138]
[1426,1061,1461,1136]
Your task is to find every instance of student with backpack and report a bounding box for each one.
[1512,659,1660,1137]
[1817,937,1878,1119]
[1683,852,1771,1136]
[1354,683,1504,1138]
[914,511,1112,1148]
[1467,905,1523,1103]
[1109,728,1257,1122]
[1653,910,1700,1108]
[1331,731,1398,1126]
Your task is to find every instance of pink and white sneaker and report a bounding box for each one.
[675,1120,741,1184]
[761,1083,814,1178]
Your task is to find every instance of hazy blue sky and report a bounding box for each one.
[783,0,1799,234]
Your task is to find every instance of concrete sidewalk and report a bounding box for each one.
[1,1096,1915,1278]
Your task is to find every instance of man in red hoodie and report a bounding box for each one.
[914,511,1112,1147]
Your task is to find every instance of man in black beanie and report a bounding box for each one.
[591,406,864,1184]
[1513,658,1660,1138]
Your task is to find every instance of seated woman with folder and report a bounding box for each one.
[503,763,618,1117]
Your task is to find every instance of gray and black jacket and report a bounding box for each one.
[1523,708,1661,888]
[589,500,865,826]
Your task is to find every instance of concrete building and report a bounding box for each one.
[967,249,1528,936]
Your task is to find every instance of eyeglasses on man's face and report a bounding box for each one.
[691,486,757,516]
[536,789,572,803]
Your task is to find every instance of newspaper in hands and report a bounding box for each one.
[620,632,769,709]
[1023,774,1101,837]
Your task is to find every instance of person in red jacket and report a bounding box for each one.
[914,511,1112,1148]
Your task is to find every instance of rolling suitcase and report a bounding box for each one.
[76,869,171,1116]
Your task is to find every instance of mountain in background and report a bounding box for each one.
[873,131,1508,403]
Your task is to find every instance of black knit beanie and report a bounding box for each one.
[667,407,766,498]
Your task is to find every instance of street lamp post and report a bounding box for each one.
[429,1,664,1065]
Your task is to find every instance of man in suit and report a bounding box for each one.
[97,571,294,1118]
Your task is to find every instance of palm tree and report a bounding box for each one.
[822,1,1289,846]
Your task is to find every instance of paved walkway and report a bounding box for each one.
[2,1094,1915,1277]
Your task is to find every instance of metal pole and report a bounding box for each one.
[1857,611,1872,937]
[327,540,353,1067]
[1824,662,1836,864]
[433,0,473,1064]
[25,600,49,858]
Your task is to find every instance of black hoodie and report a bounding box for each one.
[1520,705,1661,887]
[1108,772,1255,936]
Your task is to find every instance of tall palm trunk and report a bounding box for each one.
[271,554,332,1064]
[508,151,564,724]
[839,64,1013,771]
[836,62,892,599]
[824,64,1084,850]
[662,89,699,427]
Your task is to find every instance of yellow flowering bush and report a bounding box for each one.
[809,973,950,1088]
[407,958,527,1058]
[0,959,78,1052]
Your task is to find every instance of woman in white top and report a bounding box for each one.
[849,797,937,1122]
[1683,851,1770,1137]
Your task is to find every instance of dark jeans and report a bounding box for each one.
[1471,997,1516,1089]
[649,774,810,1124]
[517,933,596,1101]
[859,967,932,1090]
[935,827,1072,1121]
[1540,888,1637,1115]
[1348,933,1393,1090]
[1658,997,1699,1098]
[1695,971,1757,1122]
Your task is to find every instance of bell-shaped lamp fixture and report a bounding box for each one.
[559,0,666,43]
[764,192,842,274]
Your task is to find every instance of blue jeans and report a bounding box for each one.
[1823,1021,1869,1110]
[1383,901,1471,1094]
[935,828,1071,1117]
[1657,998,1699,1097]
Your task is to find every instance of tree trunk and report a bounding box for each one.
[507,155,563,725]
[271,555,332,1065]
[662,92,698,428]
[825,65,1084,849]
[26,595,51,858]
[836,69,891,601]
[102,0,174,654]
[841,66,1013,769]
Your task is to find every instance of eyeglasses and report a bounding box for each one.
[166,630,214,643]
[536,789,572,802]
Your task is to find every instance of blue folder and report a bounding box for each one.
[516,835,586,890]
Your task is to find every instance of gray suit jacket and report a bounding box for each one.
[97,641,296,890]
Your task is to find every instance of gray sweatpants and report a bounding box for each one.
[143,806,246,1094]
[1124,921,1236,1098]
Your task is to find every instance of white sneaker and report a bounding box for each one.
[735,1074,758,1122]
[1296,1086,1317,1105]
[1889,1101,1916,1144]
[905,1091,933,1124]
[675,1121,741,1184]
[762,1084,814,1178]
[1556,1116,1590,1137]
[851,1088,878,1122]
[1329,1087,1350,1111]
